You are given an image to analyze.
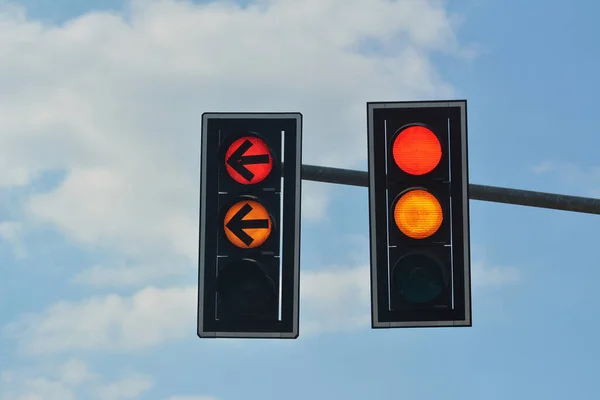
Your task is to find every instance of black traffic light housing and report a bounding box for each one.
[198,112,302,338]
[367,100,471,328]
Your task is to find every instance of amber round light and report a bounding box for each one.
[393,189,443,239]
[223,200,272,249]
[392,126,442,175]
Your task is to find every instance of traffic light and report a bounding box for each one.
[366,100,471,328]
[198,112,302,338]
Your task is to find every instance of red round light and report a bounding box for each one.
[225,136,273,185]
[392,126,442,176]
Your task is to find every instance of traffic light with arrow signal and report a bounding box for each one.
[198,112,302,339]
[367,100,472,328]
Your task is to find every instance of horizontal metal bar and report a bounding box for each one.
[294,163,600,216]
[301,163,369,187]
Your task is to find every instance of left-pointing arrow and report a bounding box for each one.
[225,203,270,246]
[226,139,271,182]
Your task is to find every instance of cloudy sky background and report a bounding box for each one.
[1,0,599,399]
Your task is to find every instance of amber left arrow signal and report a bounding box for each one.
[224,201,272,248]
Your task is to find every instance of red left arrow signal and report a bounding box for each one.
[225,136,273,185]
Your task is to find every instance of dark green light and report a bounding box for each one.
[392,253,446,304]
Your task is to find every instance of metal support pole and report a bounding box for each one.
[295,164,600,216]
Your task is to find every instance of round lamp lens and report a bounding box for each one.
[225,136,273,185]
[217,259,276,316]
[392,253,445,304]
[392,126,442,175]
[393,189,443,239]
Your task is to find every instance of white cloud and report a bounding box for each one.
[2,377,77,400]
[0,0,484,375]
[0,221,26,257]
[6,254,519,355]
[0,0,465,286]
[0,359,153,400]
[471,261,521,287]
[58,359,98,385]
[6,262,374,354]
[532,161,555,175]
[533,161,600,197]
[0,221,22,242]
[301,181,331,222]
[8,266,371,354]
[168,397,217,400]
[94,374,153,400]
[71,261,187,288]
[301,265,370,334]
[6,286,196,355]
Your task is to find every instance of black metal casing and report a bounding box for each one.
[198,113,302,338]
[367,100,472,328]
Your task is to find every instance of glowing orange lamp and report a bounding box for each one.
[393,189,443,239]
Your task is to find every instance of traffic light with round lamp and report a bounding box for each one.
[367,101,471,328]
[198,112,302,338]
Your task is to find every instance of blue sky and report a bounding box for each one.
[1,0,599,399]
